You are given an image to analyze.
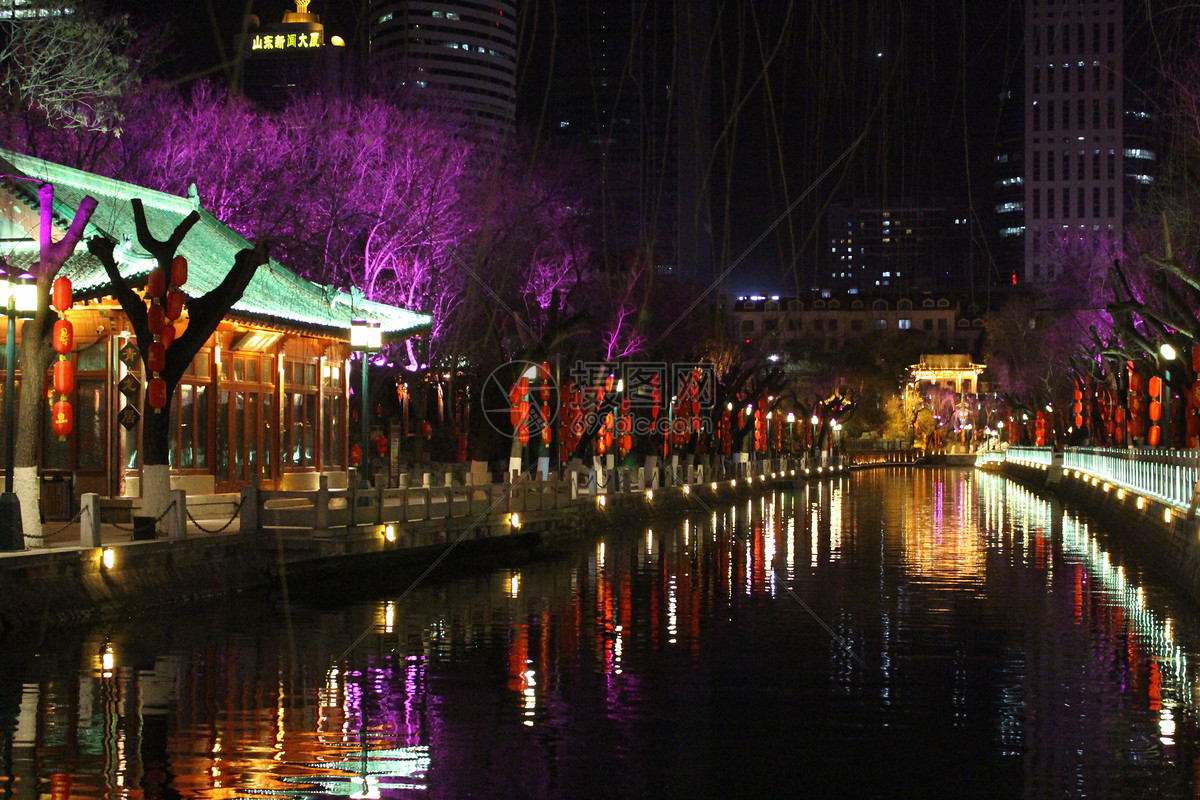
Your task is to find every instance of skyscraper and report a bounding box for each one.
[367,0,518,136]
[520,1,713,281]
[994,0,1157,285]
[241,1,344,110]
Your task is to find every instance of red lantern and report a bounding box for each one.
[52,359,74,394]
[170,255,188,287]
[146,267,166,298]
[52,318,73,354]
[509,405,523,428]
[147,303,165,335]
[51,400,72,437]
[420,420,432,438]
[147,341,166,373]
[349,443,362,465]
[51,276,71,312]
[376,434,388,455]
[160,322,176,349]
[518,423,530,445]
[1149,425,1162,446]
[165,289,185,321]
[147,376,167,410]
[1149,376,1163,399]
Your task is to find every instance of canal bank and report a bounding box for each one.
[981,455,1200,606]
[0,462,839,631]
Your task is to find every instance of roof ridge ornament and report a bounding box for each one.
[187,183,200,211]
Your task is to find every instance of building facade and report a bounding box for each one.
[241,1,345,110]
[993,0,1158,285]
[367,0,518,135]
[0,150,429,513]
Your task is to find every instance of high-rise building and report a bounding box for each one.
[825,200,975,294]
[367,0,518,136]
[241,1,345,110]
[520,1,713,281]
[994,0,1158,285]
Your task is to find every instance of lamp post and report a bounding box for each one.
[350,320,381,488]
[1,273,36,551]
[1160,342,1177,449]
[786,412,795,455]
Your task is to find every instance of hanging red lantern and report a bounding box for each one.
[52,318,73,354]
[518,423,530,445]
[147,376,167,410]
[1149,425,1162,446]
[349,443,362,465]
[165,289,185,321]
[170,255,188,287]
[541,425,552,446]
[51,400,72,437]
[146,267,166,298]
[509,405,522,428]
[160,322,176,349]
[376,434,388,455]
[52,359,74,394]
[51,276,72,312]
[147,341,166,373]
[147,303,165,335]
[1149,376,1163,399]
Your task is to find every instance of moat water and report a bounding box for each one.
[2,467,1199,799]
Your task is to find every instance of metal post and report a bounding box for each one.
[361,352,370,487]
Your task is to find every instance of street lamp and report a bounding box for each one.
[786,412,795,454]
[1,273,37,551]
[350,320,382,488]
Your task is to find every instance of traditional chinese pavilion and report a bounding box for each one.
[0,149,430,510]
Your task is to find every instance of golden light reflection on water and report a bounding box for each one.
[4,468,1200,798]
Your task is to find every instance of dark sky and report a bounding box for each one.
[109,0,1023,293]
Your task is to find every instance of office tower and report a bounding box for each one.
[994,0,1156,285]
[522,1,713,281]
[242,1,345,110]
[367,0,518,136]
[825,200,974,294]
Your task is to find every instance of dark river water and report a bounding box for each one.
[2,467,1199,799]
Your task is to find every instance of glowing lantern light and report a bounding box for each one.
[518,423,530,445]
[1149,426,1162,446]
[160,322,175,349]
[170,255,188,287]
[376,434,388,455]
[52,318,73,354]
[147,342,166,373]
[147,304,165,335]
[51,400,72,437]
[165,289,185,321]
[349,443,362,465]
[53,359,74,394]
[51,276,72,312]
[147,376,167,411]
[146,267,166,298]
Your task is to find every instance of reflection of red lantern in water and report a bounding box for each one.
[350,443,362,465]
[51,400,72,437]
[420,420,433,438]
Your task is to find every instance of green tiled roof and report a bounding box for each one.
[0,149,431,340]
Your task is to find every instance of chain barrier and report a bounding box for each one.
[109,500,176,533]
[186,500,243,535]
[35,505,86,541]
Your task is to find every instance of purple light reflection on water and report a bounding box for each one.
[1,469,1199,798]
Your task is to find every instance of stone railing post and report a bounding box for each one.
[315,474,329,531]
[81,492,101,547]
[168,489,187,540]
[239,486,259,535]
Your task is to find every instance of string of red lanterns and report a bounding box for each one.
[145,256,188,413]
[50,276,73,439]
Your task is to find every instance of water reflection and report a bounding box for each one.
[1,468,1199,798]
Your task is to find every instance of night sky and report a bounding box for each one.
[108,0,1023,293]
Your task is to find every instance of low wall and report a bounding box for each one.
[983,461,1200,605]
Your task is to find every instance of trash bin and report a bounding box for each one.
[133,515,156,541]
[40,470,74,522]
